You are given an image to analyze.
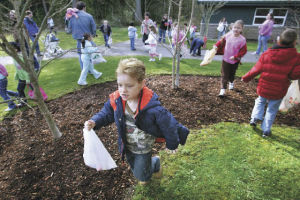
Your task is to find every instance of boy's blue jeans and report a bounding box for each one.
[251,96,282,133]
[126,150,160,182]
[256,35,270,55]
[0,78,18,109]
[77,39,84,70]
[159,28,166,43]
[129,37,135,50]
[103,34,109,47]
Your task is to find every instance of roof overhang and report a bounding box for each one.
[197,0,300,7]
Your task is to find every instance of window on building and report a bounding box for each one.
[253,8,288,26]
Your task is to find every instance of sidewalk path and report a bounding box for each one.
[0,39,259,65]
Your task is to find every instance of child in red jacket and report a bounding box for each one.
[242,29,300,137]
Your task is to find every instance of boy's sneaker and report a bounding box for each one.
[78,81,87,86]
[250,118,258,127]
[251,52,257,55]
[159,53,162,61]
[95,72,103,79]
[4,107,14,112]
[262,131,272,137]
[218,89,226,97]
[229,82,234,90]
[152,156,163,179]
[138,181,148,185]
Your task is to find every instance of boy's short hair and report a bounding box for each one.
[144,12,150,17]
[280,28,297,47]
[116,58,145,82]
[129,22,134,26]
[76,1,86,10]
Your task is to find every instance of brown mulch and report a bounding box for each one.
[0,75,299,199]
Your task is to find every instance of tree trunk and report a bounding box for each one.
[72,0,77,8]
[135,0,142,22]
[28,65,62,139]
[42,0,48,14]
[175,52,180,88]
[172,53,176,89]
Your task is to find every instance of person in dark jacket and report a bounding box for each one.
[85,58,189,184]
[190,38,204,56]
[23,10,42,57]
[158,14,168,43]
[242,29,300,137]
[99,20,112,48]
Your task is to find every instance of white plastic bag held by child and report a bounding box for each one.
[83,123,117,171]
[279,80,300,112]
[200,46,217,66]
[92,52,107,64]
[108,37,112,46]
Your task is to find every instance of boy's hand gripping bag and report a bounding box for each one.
[83,124,117,171]
[279,80,300,112]
[200,46,217,66]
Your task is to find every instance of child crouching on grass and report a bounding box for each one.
[242,29,300,137]
[85,58,189,184]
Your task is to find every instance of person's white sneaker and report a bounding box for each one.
[4,107,14,112]
[218,89,226,97]
[158,53,162,61]
[229,82,234,90]
[95,72,103,79]
[78,81,88,86]
[149,58,155,62]
[251,52,257,55]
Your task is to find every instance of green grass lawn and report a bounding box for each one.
[133,122,300,200]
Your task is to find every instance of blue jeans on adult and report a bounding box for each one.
[103,34,109,47]
[129,37,135,50]
[256,35,270,55]
[126,150,160,182]
[29,35,41,56]
[251,96,282,133]
[159,28,166,43]
[0,78,18,109]
[77,39,84,70]
[217,31,225,40]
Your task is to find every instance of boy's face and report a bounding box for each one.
[117,73,145,101]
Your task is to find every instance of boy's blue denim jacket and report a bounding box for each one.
[91,86,189,160]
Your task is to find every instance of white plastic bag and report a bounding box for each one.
[135,32,138,39]
[200,46,217,66]
[108,37,112,45]
[279,80,300,112]
[83,125,117,171]
[92,53,107,64]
